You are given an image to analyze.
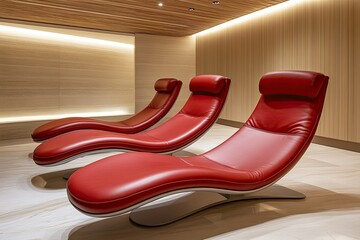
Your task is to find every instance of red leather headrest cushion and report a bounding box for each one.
[154,78,180,93]
[259,71,328,98]
[189,75,227,94]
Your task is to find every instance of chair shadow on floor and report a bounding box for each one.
[30,150,196,190]
[31,168,78,189]
[67,184,360,240]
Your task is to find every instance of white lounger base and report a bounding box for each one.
[129,184,305,227]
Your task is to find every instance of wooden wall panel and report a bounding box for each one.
[196,0,360,143]
[0,22,135,140]
[135,34,195,118]
[349,0,360,143]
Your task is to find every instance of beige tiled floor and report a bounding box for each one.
[0,124,359,240]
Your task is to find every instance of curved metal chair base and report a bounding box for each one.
[129,184,305,227]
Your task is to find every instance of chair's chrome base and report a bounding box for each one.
[129,184,305,227]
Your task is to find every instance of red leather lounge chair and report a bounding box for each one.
[67,71,328,226]
[31,78,182,141]
[33,75,231,165]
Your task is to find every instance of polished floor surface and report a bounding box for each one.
[0,124,360,240]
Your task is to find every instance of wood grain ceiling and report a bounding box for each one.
[0,0,288,37]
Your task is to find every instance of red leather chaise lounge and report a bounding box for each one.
[33,75,231,166]
[31,78,182,142]
[67,71,328,226]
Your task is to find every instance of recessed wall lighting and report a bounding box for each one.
[0,110,129,124]
[212,1,220,5]
[158,2,163,7]
[0,24,134,49]
[195,0,303,36]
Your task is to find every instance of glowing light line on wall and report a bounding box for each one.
[0,110,130,124]
[194,0,303,36]
[0,23,134,124]
[0,25,134,49]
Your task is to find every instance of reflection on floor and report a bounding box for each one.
[0,124,359,240]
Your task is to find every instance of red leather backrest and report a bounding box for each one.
[155,78,179,93]
[259,71,326,98]
[189,75,227,95]
[204,71,328,185]
[145,75,230,149]
[246,71,329,135]
[122,78,182,127]
[182,75,230,117]
[148,79,182,109]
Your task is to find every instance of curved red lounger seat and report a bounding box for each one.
[31,78,182,141]
[33,75,231,165]
[67,71,328,226]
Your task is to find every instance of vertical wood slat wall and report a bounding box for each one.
[135,34,196,117]
[0,22,135,119]
[196,0,360,143]
[0,22,135,140]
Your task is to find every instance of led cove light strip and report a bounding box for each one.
[0,25,134,49]
[194,0,303,36]
[0,110,130,124]
[0,24,134,124]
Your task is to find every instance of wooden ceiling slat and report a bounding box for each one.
[0,0,288,36]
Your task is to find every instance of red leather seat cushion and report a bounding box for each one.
[67,127,306,215]
[67,152,253,214]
